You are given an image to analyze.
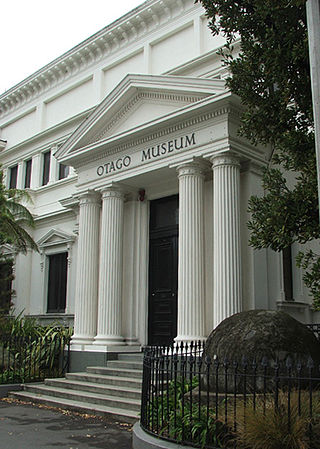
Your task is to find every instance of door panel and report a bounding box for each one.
[148,235,178,345]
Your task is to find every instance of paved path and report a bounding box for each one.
[0,398,133,449]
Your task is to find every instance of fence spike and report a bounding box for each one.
[307,357,314,370]
[286,356,293,370]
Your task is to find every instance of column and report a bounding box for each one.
[211,153,242,329]
[71,191,101,346]
[94,187,125,346]
[175,162,206,344]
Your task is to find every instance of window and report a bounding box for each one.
[58,163,70,180]
[42,151,51,186]
[47,252,68,313]
[0,259,13,315]
[9,165,18,189]
[24,159,32,188]
[282,246,293,301]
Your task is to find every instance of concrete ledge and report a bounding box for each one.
[0,383,22,398]
[133,422,191,449]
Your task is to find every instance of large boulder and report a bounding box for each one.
[203,310,320,392]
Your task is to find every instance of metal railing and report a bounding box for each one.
[306,323,320,341]
[0,334,71,385]
[141,341,320,449]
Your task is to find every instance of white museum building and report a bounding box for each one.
[0,0,318,361]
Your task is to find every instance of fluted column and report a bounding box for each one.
[94,187,125,345]
[72,191,101,346]
[212,153,242,329]
[175,162,206,344]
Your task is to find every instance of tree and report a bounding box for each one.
[197,0,320,308]
[0,168,38,315]
[0,169,38,253]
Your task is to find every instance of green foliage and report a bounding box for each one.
[0,314,72,384]
[149,376,230,448]
[197,0,320,308]
[0,168,38,254]
[296,250,320,310]
[0,167,38,321]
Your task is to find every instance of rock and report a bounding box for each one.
[203,310,320,392]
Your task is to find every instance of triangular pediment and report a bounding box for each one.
[56,74,226,161]
[37,229,76,248]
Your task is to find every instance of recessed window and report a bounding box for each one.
[9,165,18,189]
[47,252,68,313]
[42,151,51,186]
[58,163,70,180]
[0,259,13,315]
[24,159,32,188]
[282,246,293,301]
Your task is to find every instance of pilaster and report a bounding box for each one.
[17,161,24,189]
[30,154,41,189]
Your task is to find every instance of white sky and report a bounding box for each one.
[0,0,145,95]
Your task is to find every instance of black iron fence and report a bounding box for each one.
[0,334,71,385]
[141,341,320,449]
[306,323,320,341]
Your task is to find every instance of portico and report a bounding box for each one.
[56,73,267,353]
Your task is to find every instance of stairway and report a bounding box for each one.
[10,353,143,423]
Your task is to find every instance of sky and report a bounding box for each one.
[0,0,145,95]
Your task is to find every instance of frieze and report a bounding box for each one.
[96,132,196,178]
[74,106,232,169]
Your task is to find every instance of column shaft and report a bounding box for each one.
[175,162,206,343]
[94,188,125,345]
[72,192,100,345]
[212,154,242,329]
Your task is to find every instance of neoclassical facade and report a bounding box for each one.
[0,0,318,360]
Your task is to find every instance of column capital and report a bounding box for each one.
[100,187,125,201]
[176,159,210,179]
[210,152,240,169]
[78,190,101,206]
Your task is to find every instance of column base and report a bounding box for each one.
[93,335,125,346]
[71,335,95,346]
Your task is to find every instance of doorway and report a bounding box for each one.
[148,195,178,346]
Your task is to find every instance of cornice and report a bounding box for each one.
[0,0,198,119]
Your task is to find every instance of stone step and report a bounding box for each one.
[9,391,139,423]
[66,372,142,389]
[45,378,141,399]
[106,360,143,370]
[86,366,143,378]
[118,353,144,362]
[20,384,141,412]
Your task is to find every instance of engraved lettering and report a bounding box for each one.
[142,148,151,161]
[185,132,196,147]
[97,166,104,176]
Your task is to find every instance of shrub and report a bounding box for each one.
[233,391,320,449]
[0,313,73,384]
[149,376,231,448]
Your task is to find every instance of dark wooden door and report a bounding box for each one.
[148,195,178,346]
